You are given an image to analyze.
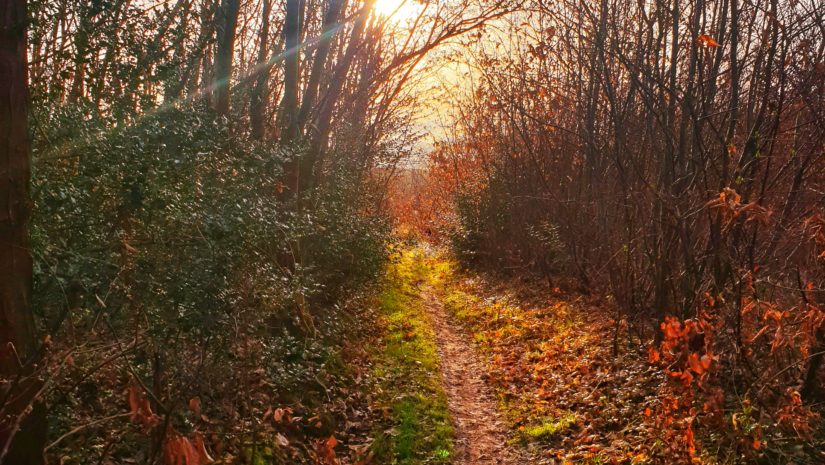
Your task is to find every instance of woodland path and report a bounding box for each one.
[421,285,525,465]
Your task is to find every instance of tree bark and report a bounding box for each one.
[296,0,344,133]
[213,0,240,116]
[278,0,302,143]
[0,0,46,462]
[311,0,375,156]
[250,0,272,140]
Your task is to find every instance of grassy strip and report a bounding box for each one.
[424,253,582,440]
[370,246,454,464]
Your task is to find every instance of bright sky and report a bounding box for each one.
[373,0,425,22]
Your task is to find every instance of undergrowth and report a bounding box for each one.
[424,250,664,464]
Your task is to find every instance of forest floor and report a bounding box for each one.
[370,244,662,465]
[422,285,524,464]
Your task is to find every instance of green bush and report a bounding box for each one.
[31,103,390,462]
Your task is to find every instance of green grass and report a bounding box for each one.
[370,247,454,465]
[520,413,578,441]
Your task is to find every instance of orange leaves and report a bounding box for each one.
[654,315,717,424]
[128,384,160,430]
[128,386,214,465]
[163,434,200,465]
[188,397,201,415]
[707,188,772,233]
[669,369,694,386]
[687,353,703,375]
[696,34,721,47]
[315,435,338,465]
[647,346,660,363]
[762,309,789,321]
[684,424,697,457]
[752,436,763,450]
[191,433,213,464]
[775,389,821,438]
[687,353,712,375]
[163,432,213,465]
[660,316,686,341]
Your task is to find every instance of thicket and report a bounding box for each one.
[425,0,825,462]
[29,102,389,463]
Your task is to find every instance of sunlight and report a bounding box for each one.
[373,0,423,22]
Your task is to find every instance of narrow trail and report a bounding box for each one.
[422,286,524,465]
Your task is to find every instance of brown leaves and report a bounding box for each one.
[263,405,293,424]
[188,397,201,416]
[163,432,214,465]
[707,188,772,233]
[127,385,160,430]
[776,389,821,438]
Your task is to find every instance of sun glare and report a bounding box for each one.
[373,0,422,22]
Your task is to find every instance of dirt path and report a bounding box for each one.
[422,287,524,465]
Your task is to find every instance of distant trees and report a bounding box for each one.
[27,0,511,197]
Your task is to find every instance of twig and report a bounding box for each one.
[45,413,131,451]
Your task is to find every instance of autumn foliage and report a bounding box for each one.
[409,0,825,461]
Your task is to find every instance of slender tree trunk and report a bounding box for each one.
[277,0,305,197]
[297,0,345,133]
[69,11,91,102]
[278,0,302,143]
[0,0,46,462]
[802,326,824,401]
[250,0,271,140]
[213,0,240,116]
[311,0,375,155]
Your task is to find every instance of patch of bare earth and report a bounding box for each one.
[422,287,528,465]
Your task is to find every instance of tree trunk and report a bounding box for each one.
[213,0,240,116]
[802,326,824,401]
[0,0,46,462]
[250,0,272,140]
[277,0,305,197]
[297,0,344,133]
[69,11,91,102]
[278,0,302,143]
[310,0,375,166]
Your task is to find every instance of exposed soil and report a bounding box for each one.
[422,286,526,465]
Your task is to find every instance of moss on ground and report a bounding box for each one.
[519,413,578,441]
[370,246,454,464]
